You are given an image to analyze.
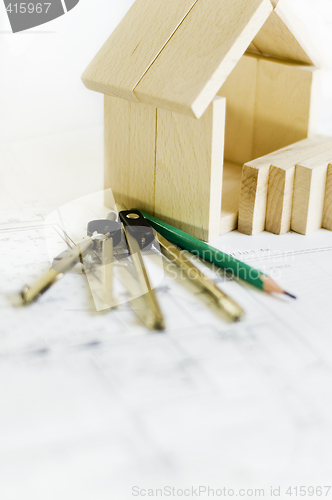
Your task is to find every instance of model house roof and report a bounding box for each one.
[82,0,324,119]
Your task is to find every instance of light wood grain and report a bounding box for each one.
[220,162,243,234]
[238,162,270,236]
[134,0,272,119]
[238,136,329,235]
[322,164,332,231]
[247,42,261,55]
[218,54,258,166]
[253,58,321,160]
[82,0,198,102]
[104,96,156,213]
[219,54,321,167]
[265,164,295,235]
[266,138,332,234]
[292,149,332,234]
[155,97,226,242]
[252,0,324,67]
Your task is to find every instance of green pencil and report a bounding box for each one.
[140,211,296,299]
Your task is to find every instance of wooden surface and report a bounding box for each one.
[266,138,332,235]
[252,58,321,159]
[238,162,270,236]
[322,164,332,231]
[155,97,226,242]
[104,96,156,214]
[251,0,324,67]
[238,136,329,235]
[292,149,332,235]
[82,0,198,101]
[265,163,296,235]
[220,162,243,235]
[247,42,260,54]
[134,0,272,119]
[219,54,320,166]
[218,54,258,166]
[82,0,325,122]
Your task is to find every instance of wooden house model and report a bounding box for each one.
[82,0,327,241]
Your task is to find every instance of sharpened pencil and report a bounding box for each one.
[139,211,297,299]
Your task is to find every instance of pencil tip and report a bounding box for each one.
[261,277,297,299]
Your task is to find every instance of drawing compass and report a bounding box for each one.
[21,219,121,307]
[20,210,166,330]
[21,207,244,329]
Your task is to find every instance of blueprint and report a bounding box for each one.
[1,140,332,500]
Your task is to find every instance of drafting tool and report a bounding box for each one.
[117,205,244,322]
[21,208,245,327]
[21,211,165,330]
[21,220,121,305]
[118,209,165,330]
[140,211,297,299]
[155,232,244,322]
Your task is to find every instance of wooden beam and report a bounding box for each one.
[220,162,243,235]
[134,0,272,119]
[238,160,270,236]
[266,138,332,235]
[252,0,325,67]
[155,97,225,242]
[238,136,330,235]
[82,0,198,101]
[104,96,156,213]
[218,54,258,166]
[322,164,332,231]
[252,59,321,160]
[291,149,332,234]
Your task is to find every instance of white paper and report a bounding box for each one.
[1,133,332,500]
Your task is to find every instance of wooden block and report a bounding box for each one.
[219,55,321,166]
[220,162,243,235]
[265,163,295,235]
[104,96,156,213]
[252,0,325,67]
[218,54,258,166]
[82,0,198,101]
[292,150,332,235]
[238,136,330,235]
[253,58,321,160]
[238,162,270,235]
[322,164,332,231]
[155,97,225,242]
[134,0,272,119]
[266,138,332,235]
[247,42,261,55]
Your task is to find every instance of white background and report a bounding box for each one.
[0,0,332,145]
